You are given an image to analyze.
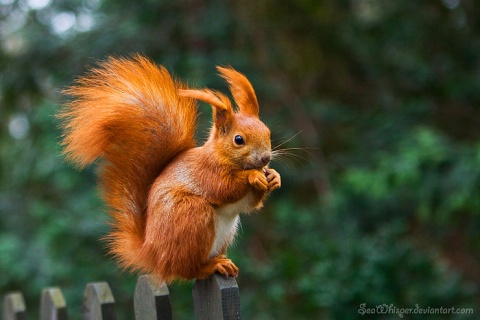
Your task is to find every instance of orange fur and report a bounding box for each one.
[59,55,281,282]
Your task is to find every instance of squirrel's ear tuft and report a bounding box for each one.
[216,66,259,117]
[178,89,233,133]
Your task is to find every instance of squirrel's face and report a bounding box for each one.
[220,114,272,170]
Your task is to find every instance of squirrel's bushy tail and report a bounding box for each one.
[59,55,197,271]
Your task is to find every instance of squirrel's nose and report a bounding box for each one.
[261,153,271,165]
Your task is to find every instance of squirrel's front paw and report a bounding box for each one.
[248,170,268,191]
[265,168,281,192]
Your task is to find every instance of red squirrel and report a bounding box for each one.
[59,55,281,283]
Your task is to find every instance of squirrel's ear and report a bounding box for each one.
[217,66,259,117]
[178,89,233,133]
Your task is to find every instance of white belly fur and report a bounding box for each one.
[209,192,256,257]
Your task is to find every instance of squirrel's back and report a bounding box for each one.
[59,55,197,266]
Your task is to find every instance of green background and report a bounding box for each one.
[1,0,479,319]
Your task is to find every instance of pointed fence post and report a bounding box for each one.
[134,275,172,320]
[2,292,27,320]
[40,288,68,320]
[82,282,116,320]
[193,274,241,320]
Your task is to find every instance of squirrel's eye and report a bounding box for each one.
[234,135,245,146]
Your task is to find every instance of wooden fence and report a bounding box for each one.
[2,274,240,320]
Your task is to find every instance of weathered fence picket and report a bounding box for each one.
[82,282,116,320]
[134,275,172,320]
[193,275,240,320]
[1,274,240,320]
[2,293,26,320]
[40,288,68,320]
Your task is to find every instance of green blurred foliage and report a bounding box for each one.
[1,0,479,319]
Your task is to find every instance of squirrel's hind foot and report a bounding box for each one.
[198,255,239,279]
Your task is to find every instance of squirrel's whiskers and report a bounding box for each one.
[270,132,312,170]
